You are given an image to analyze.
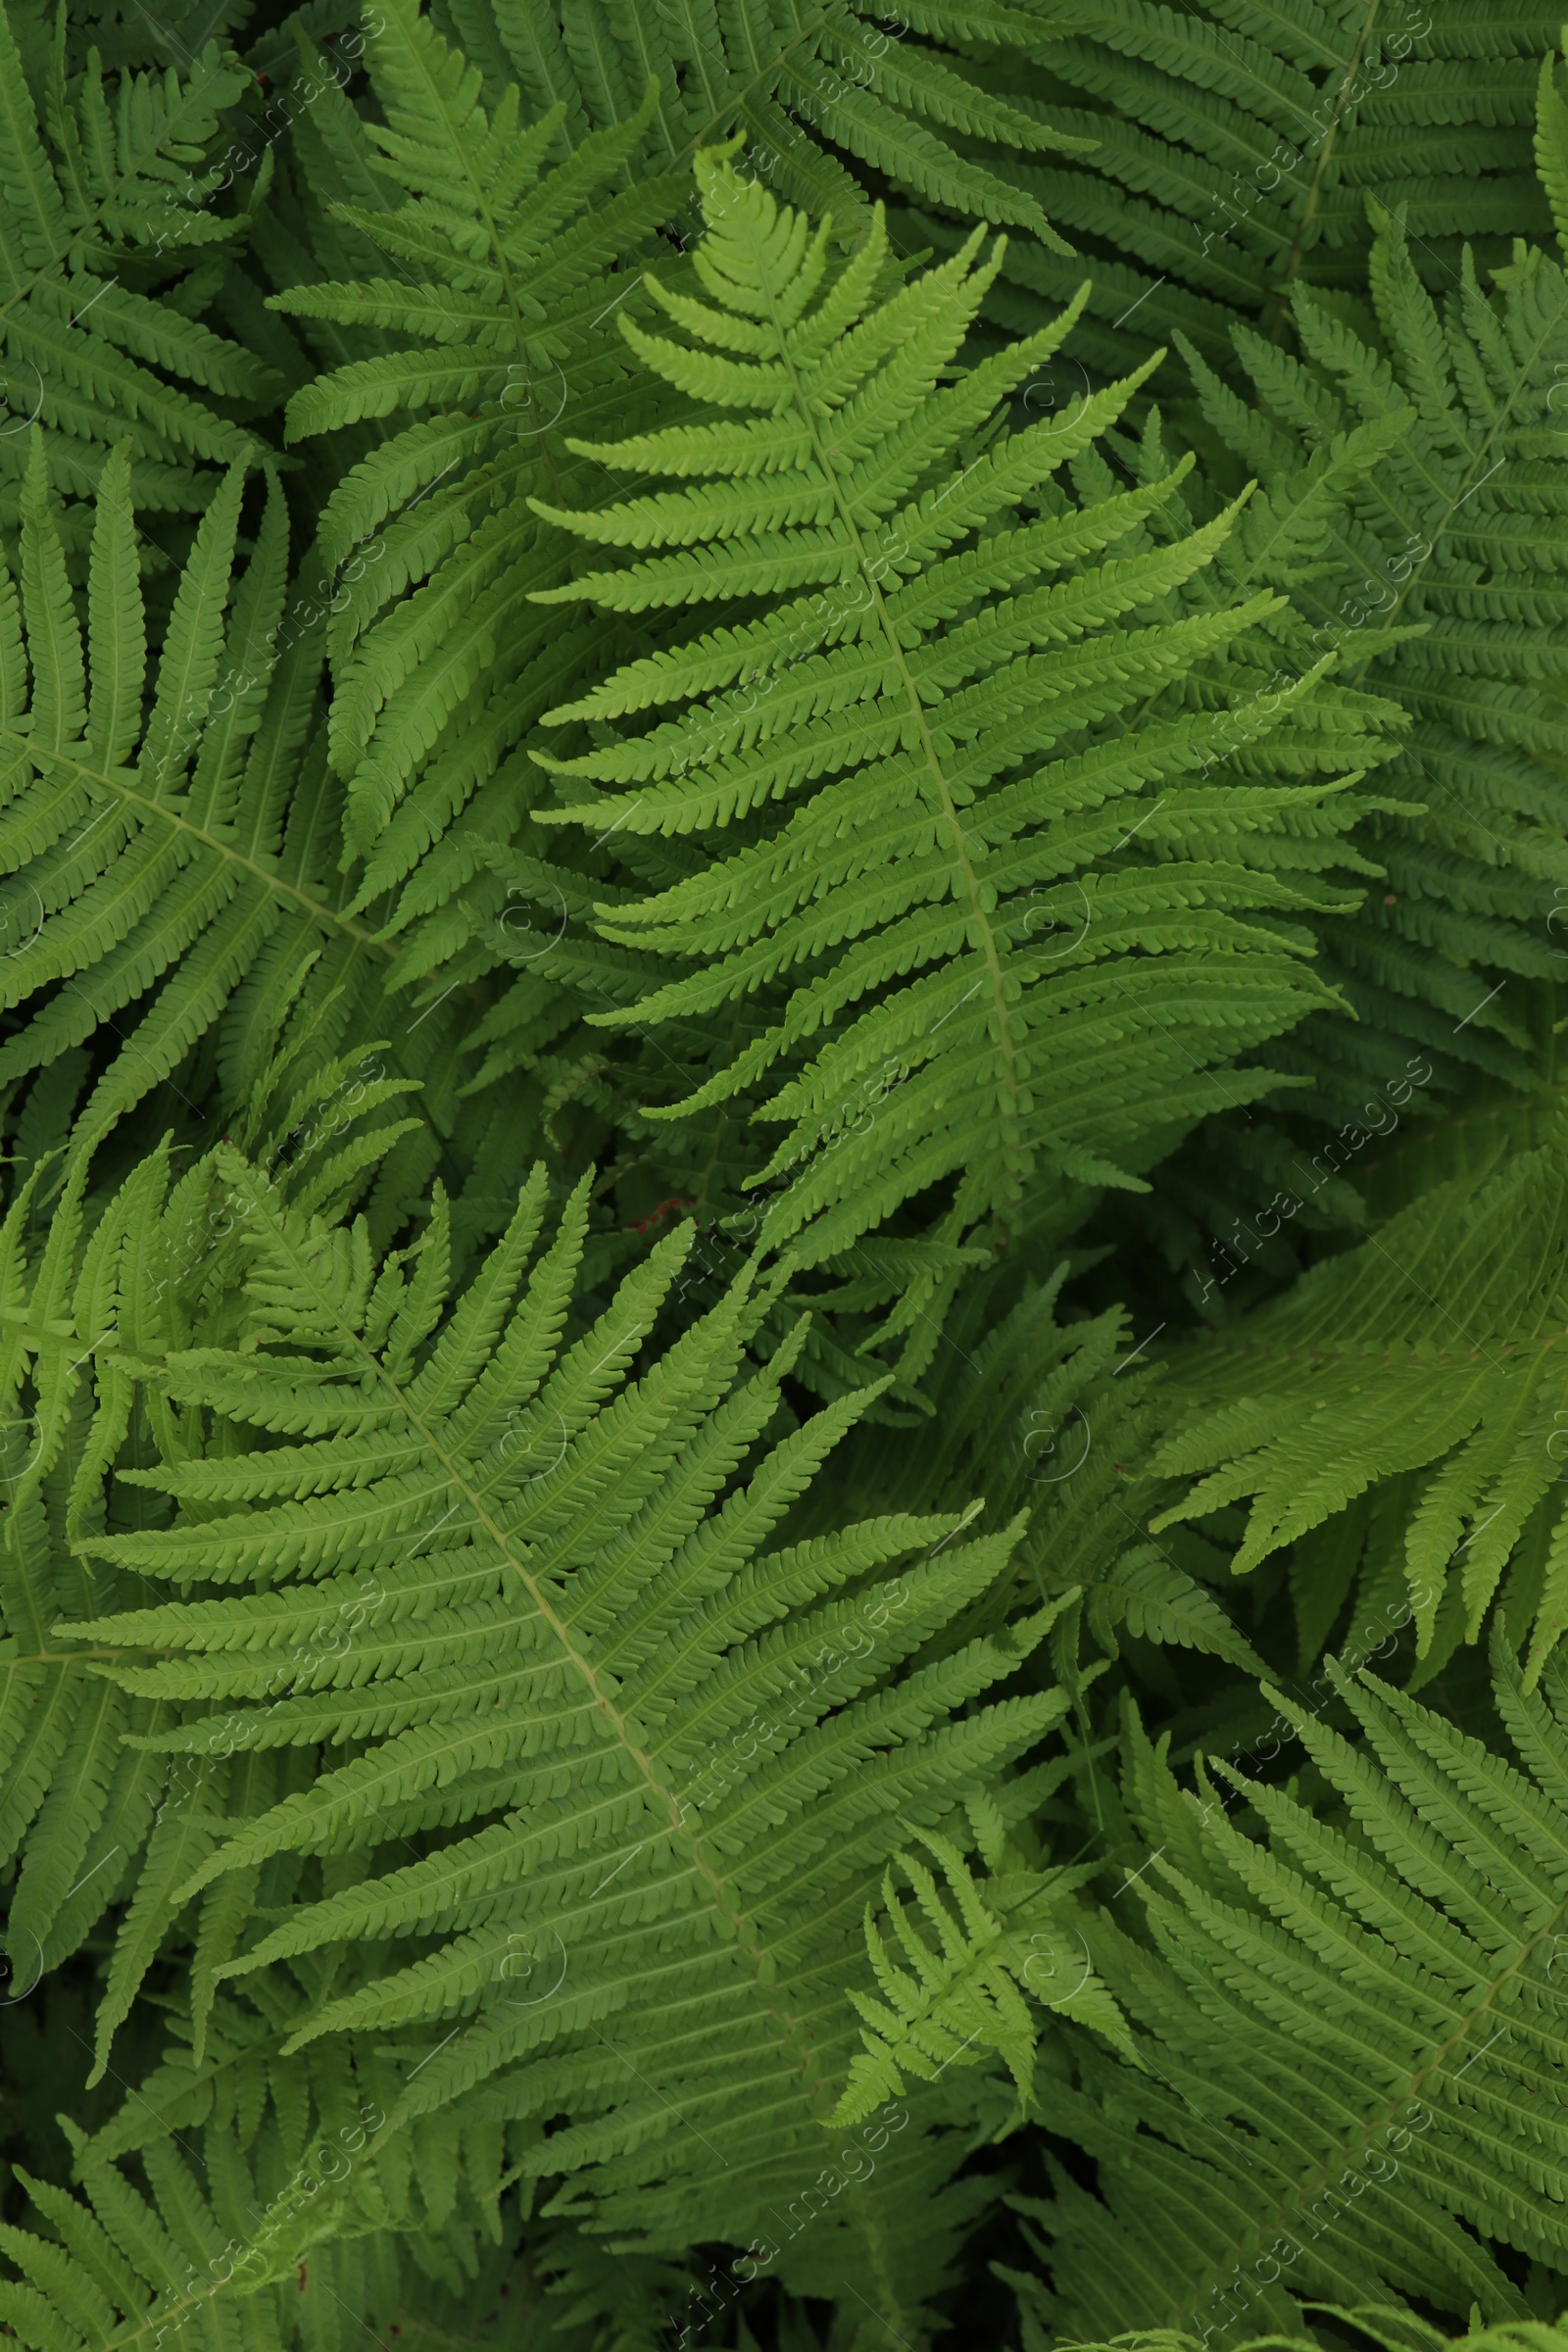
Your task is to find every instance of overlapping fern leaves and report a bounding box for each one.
[0,2067,524,2350]
[0,432,400,1140]
[257,0,1093,1050]
[5,11,1568,2350]
[267,0,684,903]
[417,0,1084,269]
[976,0,1561,379]
[0,1053,418,2048]
[1150,1102,1568,1691]
[1025,2327,1568,2352]
[1175,184,1568,1121]
[0,0,275,536]
[1019,1632,1568,2342]
[831,1827,1129,2125]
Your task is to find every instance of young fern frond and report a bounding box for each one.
[1024,1631,1568,2343]
[1150,1102,1568,1690]
[534,149,1396,1348]
[829,1827,1129,2126]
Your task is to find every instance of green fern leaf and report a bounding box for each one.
[68,1143,1074,2278]
[1024,1630,1568,2341]
[1152,1102,1568,1687]
[534,149,1395,1346]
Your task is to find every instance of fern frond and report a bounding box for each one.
[535,151,1396,1348]
[1152,1101,1568,1689]
[69,1144,1074,2278]
[1022,1631,1568,2342]
[0,1,275,532]
[985,0,1557,377]
[245,0,1101,1083]
[0,430,498,1153]
[829,1828,1129,2124]
[0,1057,424,2047]
[1167,192,1568,1137]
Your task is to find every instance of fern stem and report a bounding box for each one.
[748,241,1026,1240]
[249,1173,844,2116]
[1263,0,1384,339]
[11,735,391,955]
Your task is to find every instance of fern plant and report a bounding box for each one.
[0,1048,418,2021]
[830,1827,1130,2126]
[3,12,1568,2350]
[1015,1629,1568,2343]
[1149,1102,1568,1691]
[249,0,1091,1051]
[1016,2313,1568,2352]
[1170,184,1568,1126]
[424,0,1084,253]
[0,0,276,537]
[42,1139,1116,2326]
[971,0,1563,378]
[266,0,685,886]
[987,63,1568,1309]
[531,147,1411,1377]
[0,417,514,1223]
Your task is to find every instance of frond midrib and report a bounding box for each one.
[1265,0,1383,321]
[244,1177,845,2119]
[747,239,1026,1218]
[8,733,391,957]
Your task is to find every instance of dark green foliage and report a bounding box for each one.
[0,7,1566,2352]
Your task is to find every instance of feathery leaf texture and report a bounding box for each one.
[1023,1632,1568,2341]
[0,434,405,1138]
[536,150,1400,1341]
[259,0,1091,1040]
[0,1062,419,2049]
[0,10,1567,2346]
[1170,182,1568,1124]
[0,0,273,529]
[983,0,1559,379]
[1152,1102,1568,1689]
[829,1827,1130,2125]
[69,1146,1074,2259]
